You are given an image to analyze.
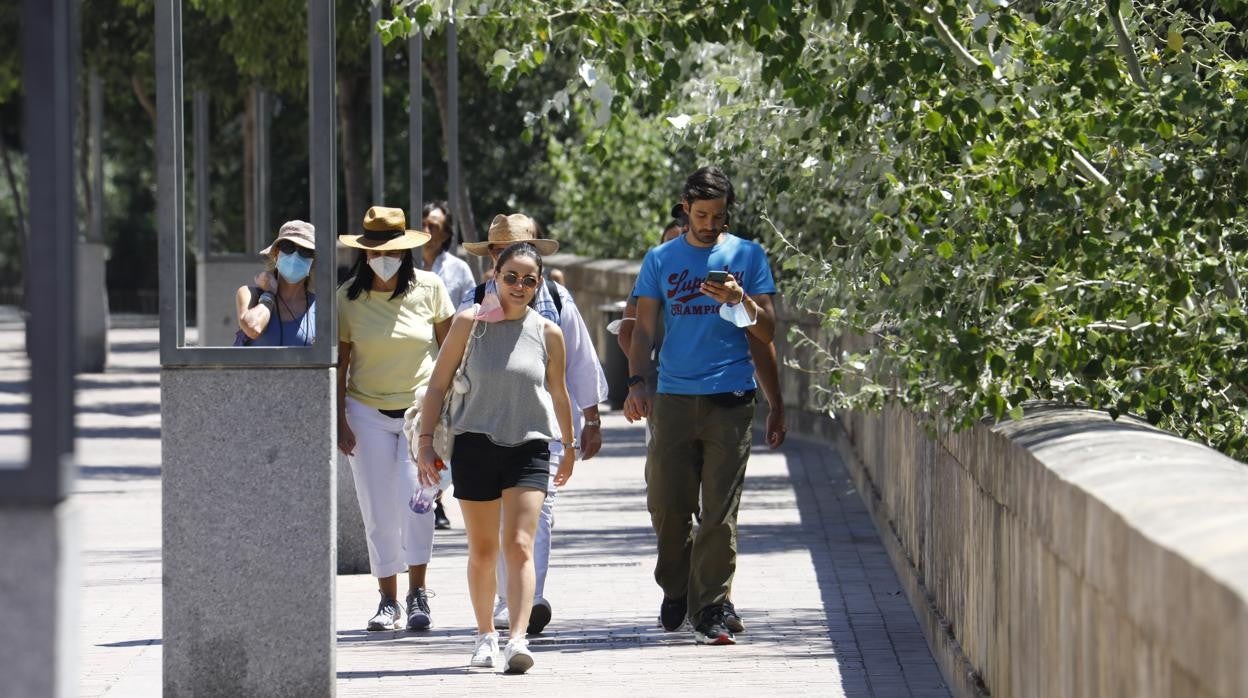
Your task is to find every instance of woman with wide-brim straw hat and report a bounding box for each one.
[336,205,456,634]
[235,219,318,346]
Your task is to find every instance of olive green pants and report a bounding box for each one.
[646,392,754,621]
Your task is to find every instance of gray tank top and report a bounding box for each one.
[451,308,559,446]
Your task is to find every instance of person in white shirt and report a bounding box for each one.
[459,217,609,635]
[419,201,477,313]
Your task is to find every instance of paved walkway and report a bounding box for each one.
[0,312,948,696]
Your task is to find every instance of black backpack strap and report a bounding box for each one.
[473,282,486,305]
[547,278,563,318]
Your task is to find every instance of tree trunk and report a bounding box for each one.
[421,50,479,246]
[130,74,157,123]
[338,72,367,237]
[243,86,256,253]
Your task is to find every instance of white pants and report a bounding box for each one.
[496,440,560,603]
[346,396,435,578]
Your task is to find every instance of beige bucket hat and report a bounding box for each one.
[462,213,559,256]
[259,220,316,256]
[338,206,430,251]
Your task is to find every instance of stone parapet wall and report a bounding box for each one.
[556,251,1248,698]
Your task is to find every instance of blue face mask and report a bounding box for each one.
[276,251,313,284]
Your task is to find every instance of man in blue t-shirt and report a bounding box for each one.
[624,166,778,646]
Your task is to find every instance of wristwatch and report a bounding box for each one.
[627,375,646,388]
[583,418,601,427]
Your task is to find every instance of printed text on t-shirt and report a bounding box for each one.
[666,267,747,304]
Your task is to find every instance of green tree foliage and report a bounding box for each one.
[397,0,1248,459]
[543,99,695,258]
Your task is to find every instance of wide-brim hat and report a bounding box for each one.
[260,219,317,256]
[463,213,559,256]
[338,206,430,251]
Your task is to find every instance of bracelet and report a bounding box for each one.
[417,433,434,441]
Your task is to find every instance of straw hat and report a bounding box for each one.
[259,220,316,256]
[338,206,430,251]
[462,213,559,256]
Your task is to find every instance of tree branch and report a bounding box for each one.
[1106,0,1148,89]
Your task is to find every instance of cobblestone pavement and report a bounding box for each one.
[0,314,947,697]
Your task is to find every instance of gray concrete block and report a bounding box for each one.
[162,367,335,697]
[336,450,370,574]
[0,502,79,698]
[77,240,109,373]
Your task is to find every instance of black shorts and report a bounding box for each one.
[451,432,550,502]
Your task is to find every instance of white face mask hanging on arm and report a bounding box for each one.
[719,297,757,328]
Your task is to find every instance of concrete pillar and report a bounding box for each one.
[76,240,109,371]
[337,451,370,574]
[408,32,422,217]
[251,87,271,254]
[0,504,80,698]
[3,2,80,694]
[162,368,336,696]
[77,72,108,373]
[370,1,383,203]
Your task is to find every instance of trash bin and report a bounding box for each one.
[600,301,630,409]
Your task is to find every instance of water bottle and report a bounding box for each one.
[410,459,451,514]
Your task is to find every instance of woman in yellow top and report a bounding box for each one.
[337,206,455,633]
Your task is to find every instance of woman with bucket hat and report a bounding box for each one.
[234,220,318,346]
[337,206,456,632]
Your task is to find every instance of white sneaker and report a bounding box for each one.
[503,638,534,674]
[470,632,499,668]
[492,599,509,629]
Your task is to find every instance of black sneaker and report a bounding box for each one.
[405,587,433,631]
[527,597,552,634]
[434,500,451,530]
[693,605,736,645]
[722,600,745,634]
[659,595,687,632]
[366,593,402,631]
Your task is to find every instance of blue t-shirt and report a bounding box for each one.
[632,234,776,395]
[252,293,317,347]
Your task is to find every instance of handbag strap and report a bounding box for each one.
[455,315,480,381]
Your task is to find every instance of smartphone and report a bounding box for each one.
[706,270,729,284]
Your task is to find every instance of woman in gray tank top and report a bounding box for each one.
[415,240,576,674]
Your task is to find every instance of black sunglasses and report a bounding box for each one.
[276,239,315,258]
[500,271,539,289]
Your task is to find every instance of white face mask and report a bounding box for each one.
[368,254,402,282]
[719,300,757,328]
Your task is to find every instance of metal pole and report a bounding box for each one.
[194,90,209,260]
[409,32,422,220]
[89,71,103,244]
[309,0,336,351]
[16,0,77,501]
[156,0,186,359]
[446,3,461,243]
[253,87,271,252]
[370,1,383,203]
